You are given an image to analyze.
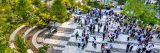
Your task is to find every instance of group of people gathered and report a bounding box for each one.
[73,8,158,53]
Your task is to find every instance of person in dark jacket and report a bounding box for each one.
[75,32,79,40]
[102,32,105,41]
[126,43,131,52]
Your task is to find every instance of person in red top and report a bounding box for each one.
[101,43,105,53]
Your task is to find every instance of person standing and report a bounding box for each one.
[81,37,85,49]
[77,38,81,48]
[101,43,105,53]
[126,43,131,53]
[146,46,151,53]
[92,36,97,49]
[75,32,79,40]
[157,33,160,39]
[102,32,105,41]
[85,34,89,45]
[98,25,100,33]
[115,30,118,39]
[93,25,95,34]
[104,25,106,32]
[146,43,154,53]
[82,42,85,49]
[108,32,112,42]
[129,43,134,52]
[106,43,112,53]
[142,44,146,53]
[136,44,143,53]
[111,32,115,42]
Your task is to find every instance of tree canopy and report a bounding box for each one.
[51,0,69,23]
[123,0,160,25]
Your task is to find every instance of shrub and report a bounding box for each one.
[79,4,91,14]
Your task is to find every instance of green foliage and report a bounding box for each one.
[15,0,32,19]
[156,0,160,15]
[85,0,105,9]
[0,4,12,14]
[37,19,47,28]
[122,19,129,24]
[0,0,77,52]
[0,31,15,53]
[32,0,42,7]
[15,35,27,53]
[98,4,105,9]
[0,12,17,53]
[87,1,99,8]
[79,4,91,14]
[38,44,49,53]
[51,0,69,23]
[116,0,126,5]
[64,0,77,8]
[123,0,160,25]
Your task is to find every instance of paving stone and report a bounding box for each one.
[45,9,160,53]
[85,50,101,53]
[52,49,63,53]
[57,27,75,32]
[52,44,65,48]
[52,36,70,41]
[67,42,78,46]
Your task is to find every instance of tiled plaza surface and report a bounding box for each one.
[37,9,160,53]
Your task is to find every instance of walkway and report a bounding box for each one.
[39,9,160,53]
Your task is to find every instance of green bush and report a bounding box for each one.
[98,4,105,9]
[79,4,91,14]
[116,0,126,5]
[36,19,47,29]
[38,44,49,53]
[15,35,28,53]
[122,19,129,24]
[51,0,69,23]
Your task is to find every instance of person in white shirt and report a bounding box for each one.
[136,44,143,53]
[77,37,81,48]
[146,43,154,53]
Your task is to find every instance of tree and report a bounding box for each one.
[65,0,77,8]
[38,44,49,53]
[0,0,12,14]
[15,0,32,19]
[116,0,126,5]
[157,0,160,18]
[79,4,91,13]
[123,0,160,25]
[0,34,14,53]
[32,0,42,7]
[15,35,27,53]
[51,0,69,23]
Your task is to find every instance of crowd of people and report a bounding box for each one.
[73,8,158,53]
